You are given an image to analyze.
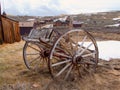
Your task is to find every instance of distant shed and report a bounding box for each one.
[72,21,84,28]
[19,21,34,36]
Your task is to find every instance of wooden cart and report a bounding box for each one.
[22,17,98,80]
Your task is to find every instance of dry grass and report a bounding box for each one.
[0,41,24,85]
[0,41,52,89]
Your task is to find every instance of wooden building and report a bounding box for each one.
[0,5,21,44]
[0,15,21,44]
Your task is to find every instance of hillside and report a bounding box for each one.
[8,11,120,33]
[8,11,120,21]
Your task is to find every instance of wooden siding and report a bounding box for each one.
[0,16,21,44]
[0,21,3,44]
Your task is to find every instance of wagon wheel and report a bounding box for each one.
[23,41,48,72]
[48,29,98,80]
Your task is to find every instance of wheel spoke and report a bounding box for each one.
[79,35,87,48]
[27,44,40,52]
[82,52,95,58]
[54,51,72,59]
[77,43,93,56]
[56,63,71,77]
[34,58,42,70]
[81,64,91,73]
[76,65,82,77]
[26,53,40,55]
[29,56,40,64]
[82,58,96,65]
[77,35,87,53]
[42,58,47,67]
[52,59,71,67]
[64,65,73,80]
[55,46,70,56]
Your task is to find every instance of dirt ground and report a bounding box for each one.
[0,32,120,90]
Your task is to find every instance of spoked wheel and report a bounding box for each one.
[23,41,48,71]
[48,29,99,80]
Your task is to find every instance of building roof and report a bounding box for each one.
[19,21,34,27]
[53,16,69,22]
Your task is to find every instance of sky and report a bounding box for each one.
[0,0,120,16]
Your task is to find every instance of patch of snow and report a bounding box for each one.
[53,16,68,22]
[97,41,120,61]
[105,24,120,27]
[79,40,120,61]
[113,17,120,20]
[27,19,35,21]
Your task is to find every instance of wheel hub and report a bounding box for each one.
[40,50,49,58]
[72,55,83,64]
